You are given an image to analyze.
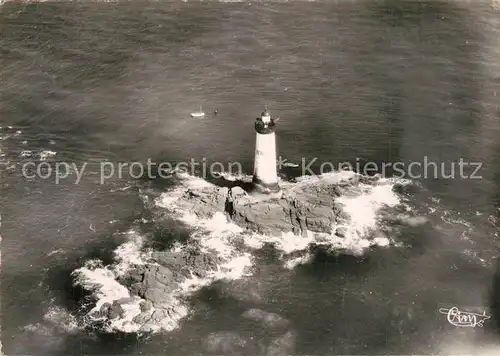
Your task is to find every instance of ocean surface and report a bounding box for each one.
[2,0,500,355]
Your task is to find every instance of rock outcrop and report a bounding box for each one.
[99,173,382,331]
[241,309,290,330]
[172,176,361,237]
[203,310,295,355]
[118,247,222,309]
[92,246,224,331]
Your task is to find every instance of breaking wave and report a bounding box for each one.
[72,170,410,333]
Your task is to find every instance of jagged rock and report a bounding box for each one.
[108,301,125,319]
[97,303,111,319]
[335,227,347,238]
[242,309,290,329]
[132,311,152,326]
[148,309,169,324]
[152,247,222,279]
[177,186,229,219]
[204,331,248,354]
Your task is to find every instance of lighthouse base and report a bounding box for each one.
[251,176,280,194]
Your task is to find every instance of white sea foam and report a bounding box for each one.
[73,170,406,333]
[113,230,147,276]
[441,211,473,228]
[286,169,357,187]
[155,205,255,294]
[213,171,252,182]
[336,181,400,239]
[245,177,403,266]
[436,208,496,266]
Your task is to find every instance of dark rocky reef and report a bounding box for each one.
[118,246,222,308]
[204,309,295,355]
[172,175,366,237]
[97,173,385,331]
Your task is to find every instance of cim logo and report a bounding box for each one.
[439,307,491,328]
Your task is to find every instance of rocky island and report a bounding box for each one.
[92,170,383,332]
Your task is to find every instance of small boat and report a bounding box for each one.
[190,106,205,118]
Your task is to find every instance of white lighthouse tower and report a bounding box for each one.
[252,107,280,193]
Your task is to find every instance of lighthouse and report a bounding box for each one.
[252,107,280,193]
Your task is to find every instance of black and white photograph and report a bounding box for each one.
[1,0,500,354]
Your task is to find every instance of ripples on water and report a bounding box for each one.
[2,0,500,355]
